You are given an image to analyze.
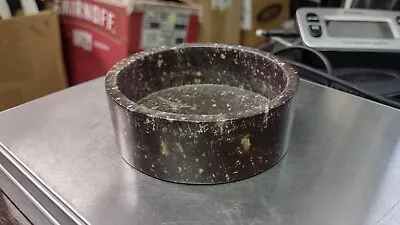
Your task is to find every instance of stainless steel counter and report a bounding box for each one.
[0,78,400,225]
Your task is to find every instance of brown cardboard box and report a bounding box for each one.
[241,0,289,47]
[0,11,68,111]
[198,0,242,44]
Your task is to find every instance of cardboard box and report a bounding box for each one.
[240,0,289,47]
[54,0,199,85]
[0,11,68,111]
[197,0,242,45]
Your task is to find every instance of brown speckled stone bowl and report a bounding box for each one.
[105,43,298,184]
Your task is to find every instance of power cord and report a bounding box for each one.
[273,45,334,76]
[257,32,400,108]
[284,59,400,109]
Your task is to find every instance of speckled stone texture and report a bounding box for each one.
[105,44,298,184]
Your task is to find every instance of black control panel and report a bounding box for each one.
[306,13,322,38]
[309,25,322,37]
[306,13,319,22]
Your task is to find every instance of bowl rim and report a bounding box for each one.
[105,43,299,122]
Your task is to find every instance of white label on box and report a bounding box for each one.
[72,29,93,51]
[241,0,252,31]
[140,8,189,49]
[93,41,110,51]
[211,0,231,11]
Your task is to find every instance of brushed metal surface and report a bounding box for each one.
[0,78,400,224]
[0,142,86,225]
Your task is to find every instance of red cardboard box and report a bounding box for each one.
[53,0,199,85]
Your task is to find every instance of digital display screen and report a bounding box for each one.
[325,21,394,39]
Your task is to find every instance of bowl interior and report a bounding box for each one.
[117,45,288,102]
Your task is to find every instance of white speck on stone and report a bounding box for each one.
[220,53,226,59]
[202,152,206,157]
[157,59,163,67]
[233,171,238,174]
[178,167,182,172]
[263,114,269,127]
[151,164,155,168]
[195,158,199,162]
[199,168,203,174]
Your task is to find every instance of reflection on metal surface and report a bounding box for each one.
[0,79,399,224]
[0,190,31,225]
